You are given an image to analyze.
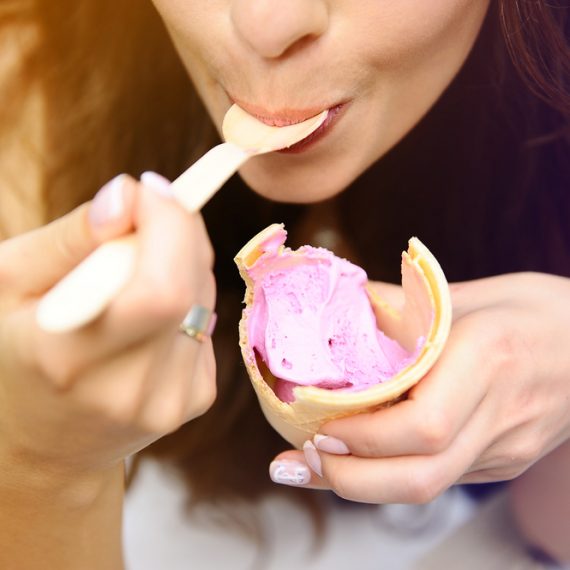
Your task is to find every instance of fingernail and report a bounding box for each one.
[140,171,173,197]
[269,460,311,486]
[89,174,127,227]
[314,434,350,455]
[303,440,323,477]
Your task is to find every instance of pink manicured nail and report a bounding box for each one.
[314,434,350,455]
[269,460,311,486]
[89,174,127,227]
[140,171,173,197]
[303,440,323,477]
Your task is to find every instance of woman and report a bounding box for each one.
[0,0,568,568]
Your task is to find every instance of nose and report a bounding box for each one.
[230,0,329,59]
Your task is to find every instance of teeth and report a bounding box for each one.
[234,223,452,450]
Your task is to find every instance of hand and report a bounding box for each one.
[271,274,570,503]
[0,174,216,481]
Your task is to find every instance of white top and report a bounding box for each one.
[123,458,477,570]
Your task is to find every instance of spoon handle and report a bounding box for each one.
[36,143,251,333]
[171,142,250,212]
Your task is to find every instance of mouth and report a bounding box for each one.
[227,95,348,153]
[277,103,345,154]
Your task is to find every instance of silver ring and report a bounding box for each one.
[179,305,217,342]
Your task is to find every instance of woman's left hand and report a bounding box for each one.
[271,273,570,503]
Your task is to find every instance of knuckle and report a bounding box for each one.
[140,410,181,435]
[136,387,183,435]
[140,396,191,435]
[102,390,143,427]
[481,322,525,376]
[140,348,217,434]
[191,381,217,419]
[153,292,189,322]
[35,349,83,390]
[53,212,87,265]
[491,332,518,368]
[132,281,191,323]
[185,353,217,421]
[328,471,355,502]
[406,467,446,504]
[416,411,452,454]
[357,429,383,457]
[142,384,217,435]
[508,439,541,469]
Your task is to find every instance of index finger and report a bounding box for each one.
[317,316,489,459]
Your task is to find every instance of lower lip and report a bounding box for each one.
[277,103,347,154]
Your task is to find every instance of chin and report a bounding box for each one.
[237,155,364,205]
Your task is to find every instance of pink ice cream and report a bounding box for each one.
[246,236,420,403]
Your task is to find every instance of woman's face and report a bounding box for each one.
[150,0,490,203]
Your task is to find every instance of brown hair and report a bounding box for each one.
[1,0,215,231]
[500,0,569,117]
[2,0,569,512]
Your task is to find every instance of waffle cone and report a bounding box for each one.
[235,224,452,449]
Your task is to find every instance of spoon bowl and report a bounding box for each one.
[223,104,328,152]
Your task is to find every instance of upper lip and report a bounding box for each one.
[228,95,337,127]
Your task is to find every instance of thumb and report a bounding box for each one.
[1,174,137,298]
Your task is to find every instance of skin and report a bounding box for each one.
[0,176,217,568]
[150,0,570,560]
[1,0,568,567]
[151,0,491,202]
[287,278,570,496]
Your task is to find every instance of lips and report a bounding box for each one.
[225,92,348,153]
[229,98,334,127]
[278,103,345,153]
[224,94,348,154]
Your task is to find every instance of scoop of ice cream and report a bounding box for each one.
[246,244,419,402]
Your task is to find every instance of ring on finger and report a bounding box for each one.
[179,304,217,342]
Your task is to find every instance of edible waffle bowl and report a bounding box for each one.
[235,224,452,449]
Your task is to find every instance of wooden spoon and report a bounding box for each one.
[36,105,328,333]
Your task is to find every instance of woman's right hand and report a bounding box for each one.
[0,174,217,483]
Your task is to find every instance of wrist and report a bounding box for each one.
[0,448,125,570]
[0,444,124,509]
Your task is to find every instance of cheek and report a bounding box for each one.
[149,0,204,24]
[148,0,219,63]
[148,1,227,116]
[351,0,488,68]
